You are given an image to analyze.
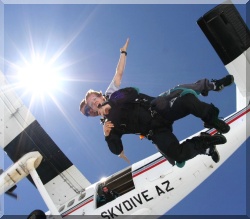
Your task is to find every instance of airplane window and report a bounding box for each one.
[67,199,75,207]
[78,193,86,201]
[96,166,135,208]
[58,205,65,212]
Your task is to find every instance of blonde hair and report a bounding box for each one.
[79,98,86,111]
[85,89,102,100]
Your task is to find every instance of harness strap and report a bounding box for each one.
[170,87,200,98]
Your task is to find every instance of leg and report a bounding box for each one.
[177,75,234,95]
[151,92,212,121]
[159,78,213,97]
[164,93,230,133]
[151,93,230,133]
[152,129,204,163]
[159,75,234,97]
[164,93,212,121]
[151,129,226,163]
[175,78,214,96]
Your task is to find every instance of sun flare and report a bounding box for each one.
[17,56,60,95]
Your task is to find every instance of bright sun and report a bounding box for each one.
[17,57,60,96]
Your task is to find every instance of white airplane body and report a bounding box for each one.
[0,2,249,218]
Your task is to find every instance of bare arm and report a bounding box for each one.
[113,38,130,88]
[119,150,130,163]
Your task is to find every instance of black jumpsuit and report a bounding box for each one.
[104,87,218,165]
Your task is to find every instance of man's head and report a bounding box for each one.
[85,89,106,112]
[102,186,109,193]
[79,98,98,117]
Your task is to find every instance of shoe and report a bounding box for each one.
[207,145,220,163]
[204,118,230,134]
[211,75,234,91]
[203,104,230,134]
[200,132,220,163]
[190,132,226,154]
[199,132,227,149]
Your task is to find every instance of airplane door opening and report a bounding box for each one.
[96,166,135,208]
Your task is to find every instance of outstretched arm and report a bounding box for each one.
[118,150,130,163]
[113,38,129,87]
[105,38,130,96]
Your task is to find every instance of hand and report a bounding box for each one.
[120,38,130,52]
[103,121,114,136]
[118,150,130,164]
[98,104,111,117]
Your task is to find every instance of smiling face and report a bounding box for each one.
[86,93,106,112]
[80,103,98,117]
[79,98,98,117]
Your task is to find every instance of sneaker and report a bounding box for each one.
[200,133,220,163]
[211,75,234,91]
[199,132,227,149]
[208,146,220,163]
[203,104,230,134]
[204,118,230,134]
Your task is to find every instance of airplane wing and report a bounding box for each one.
[0,71,91,207]
[197,0,250,110]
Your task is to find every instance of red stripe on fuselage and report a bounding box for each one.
[133,158,167,178]
[62,199,93,217]
[210,107,250,135]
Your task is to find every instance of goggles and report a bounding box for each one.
[84,104,91,117]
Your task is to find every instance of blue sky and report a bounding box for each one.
[1,1,248,217]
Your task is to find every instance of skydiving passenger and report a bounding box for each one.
[80,38,129,117]
[84,74,233,166]
[80,38,234,166]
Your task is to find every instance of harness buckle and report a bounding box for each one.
[146,130,154,140]
[149,107,157,117]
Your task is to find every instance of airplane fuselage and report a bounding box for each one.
[54,104,249,218]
